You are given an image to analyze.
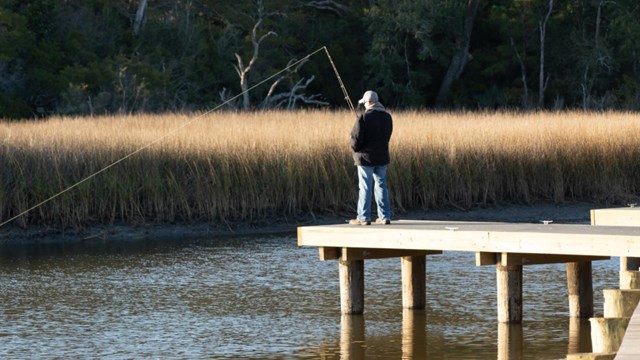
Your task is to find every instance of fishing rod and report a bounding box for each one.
[323,46,357,117]
[0,46,355,229]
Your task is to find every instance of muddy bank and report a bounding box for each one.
[0,201,613,245]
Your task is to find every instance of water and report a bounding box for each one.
[0,235,619,359]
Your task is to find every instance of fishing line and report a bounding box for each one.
[0,46,353,228]
[323,47,356,116]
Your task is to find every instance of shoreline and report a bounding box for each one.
[0,201,604,245]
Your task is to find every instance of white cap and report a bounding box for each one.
[358,90,378,104]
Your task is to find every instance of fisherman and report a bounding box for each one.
[349,90,393,225]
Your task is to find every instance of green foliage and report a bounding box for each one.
[2,0,640,118]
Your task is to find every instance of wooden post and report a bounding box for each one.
[566,262,594,318]
[402,309,426,359]
[496,263,523,323]
[589,317,630,353]
[603,289,640,318]
[620,271,640,290]
[340,314,365,359]
[401,255,426,309]
[621,257,640,271]
[339,259,364,315]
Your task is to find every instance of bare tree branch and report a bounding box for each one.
[233,0,277,110]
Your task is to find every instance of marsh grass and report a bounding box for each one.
[2,110,640,228]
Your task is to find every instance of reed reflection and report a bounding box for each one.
[498,322,523,360]
[402,309,427,359]
[340,315,365,360]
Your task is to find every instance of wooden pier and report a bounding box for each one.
[298,218,640,320]
[299,207,640,358]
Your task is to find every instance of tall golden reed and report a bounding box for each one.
[1,110,640,228]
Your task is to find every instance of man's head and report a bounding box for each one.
[358,90,378,109]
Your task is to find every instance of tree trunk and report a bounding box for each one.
[435,0,479,107]
[133,0,148,36]
[510,36,529,110]
[538,0,553,109]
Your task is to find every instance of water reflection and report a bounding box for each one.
[567,318,592,354]
[498,323,523,360]
[340,315,365,359]
[335,314,590,359]
[0,237,619,359]
[402,310,427,359]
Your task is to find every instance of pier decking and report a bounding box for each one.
[299,220,640,258]
[616,301,640,359]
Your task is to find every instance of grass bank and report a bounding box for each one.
[1,110,639,229]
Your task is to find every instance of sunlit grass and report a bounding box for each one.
[2,110,640,228]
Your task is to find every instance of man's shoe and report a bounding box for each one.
[375,218,391,225]
[348,219,371,225]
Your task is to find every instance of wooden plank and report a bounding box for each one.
[498,253,609,266]
[342,248,441,261]
[616,299,640,359]
[476,252,497,265]
[298,220,640,258]
[591,207,640,272]
[319,247,340,261]
[591,207,640,227]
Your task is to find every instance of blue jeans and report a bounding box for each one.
[356,165,391,221]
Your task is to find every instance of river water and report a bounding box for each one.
[0,234,618,359]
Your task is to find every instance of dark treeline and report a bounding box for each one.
[1,0,640,119]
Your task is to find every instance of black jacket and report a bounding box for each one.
[350,109,393,166]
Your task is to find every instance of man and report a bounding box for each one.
[349,90,393,225]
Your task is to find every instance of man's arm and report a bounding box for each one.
[350,116,365,151]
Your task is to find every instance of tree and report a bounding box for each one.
[538,0,553,108]
[363,0,438,107]
[435,0,480,107]
[232,0,277,110]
